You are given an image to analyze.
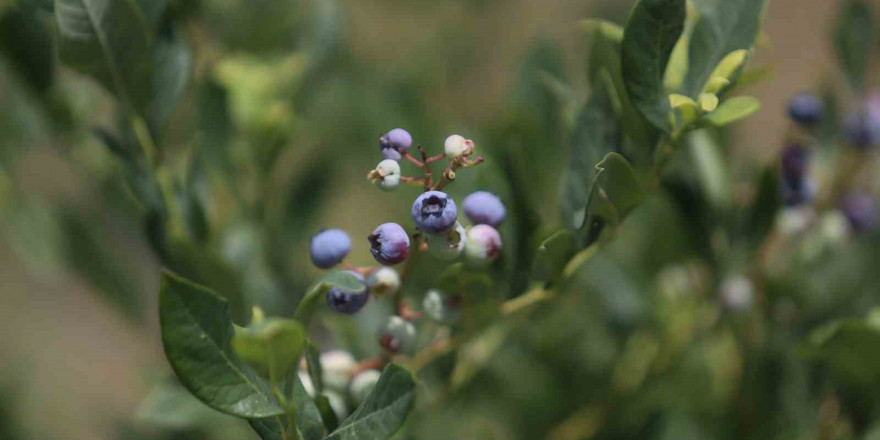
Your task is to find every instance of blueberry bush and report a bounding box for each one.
[2,0,880,439]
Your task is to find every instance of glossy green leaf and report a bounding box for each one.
[834,0,873,91]
[702,96,761,126]
[248,374,327,440]
[579,153,645,246]
[322,364,416,440]
[532,230,575,282]
[294,271,365,325]
[560,84,619,231]
[621,0,686,132]
[682,0,767,97]
[159,270,284,418]
[233,317,306,379]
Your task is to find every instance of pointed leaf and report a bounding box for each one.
[532,229,575,282]
[621,0,686,132]
[682,0,767,97]
[834,0,873,91]
[703,96,761,126]
[579,153,645,246]
[159,270,284,418]
[322,364,416,440]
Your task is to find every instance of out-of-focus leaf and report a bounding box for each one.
[0,6,55,92]
[799,311,880,385]
[233,318,306,378]
[682,0,767,97]
[687,129,730,210]
[159,271,284,418]
[305,340,324,394]
[702,96,760,127]
[579,153,645,247]
[147,20,192,137]
[322,364,416,440]
[742,166,780,248]
[248,374,327,440]
[55,0,163,116]
[621,0,686,132]
[560,84,619,231]
[834,0,873,91]
[314,394,340,433]
[533,229,575,282]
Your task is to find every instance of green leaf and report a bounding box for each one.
[579,153,645,246]
[249,374,327,440]
[55,0,164,115]
[702,96,761,126]
[294,271,365,325]
[687,129,730,209]
[621,0,686,132]
[305,340,325,394]
[560,84,619,231]
[670,94,700,125]
[322,364,416,440]
[147,21,192,136]
[682,0,767,97]
[532,230,575,282]
[233,317,306,379]
[159,270,284,418]
[799,312,880,385]
[834,0,873,91]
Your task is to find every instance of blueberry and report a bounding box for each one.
[368,223,411,265]
[326,271,369,314]
[366,267,401,297]
[719,275,753,312]
[368,159,401,191]
[844,110,880,148]
[310,229,352,269]
[444,134,474,158]
[423,289,462,324]
[464,224,502,264]
[787,93,824,125]
[379,128,412,161]
[426,222,466,260]
[349,369,382,406]
[841,190,877,232]
[780,144,808,186]
[411,191,458,233]
[379,316,417,354]
[319,350,356,393]
[462,191,506,227]
[781,177,816,207]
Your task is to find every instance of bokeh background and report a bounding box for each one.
[0,0,877,439]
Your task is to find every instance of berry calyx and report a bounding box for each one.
[411,191,458,234]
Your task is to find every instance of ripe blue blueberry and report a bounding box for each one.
[379,128,413,161]
[787,93,824,125]
[368,223,411,265]
[326,271,369,314]
[426,222,466,260]
[379,316,417,354]
[780,144,808,186]
[841,190,877,232]
[464,224,502,264]
[411,191,458,234]
[462,191,506,227]
[844,110,880,148]
[310,229,352,269]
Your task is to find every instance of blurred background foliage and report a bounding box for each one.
[2,0,880,439]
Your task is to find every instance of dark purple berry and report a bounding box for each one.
[368,223,410,265]
[326,271,369,314]
[844,111,880,149]
[787,93,824,125]
[780,144,809,186]
[411,191,458,234]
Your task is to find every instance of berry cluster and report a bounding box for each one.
[308,128,505,357]
[781,93,877,232]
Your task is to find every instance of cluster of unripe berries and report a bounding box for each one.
[308,128,505,328]
[782,93,877,232]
